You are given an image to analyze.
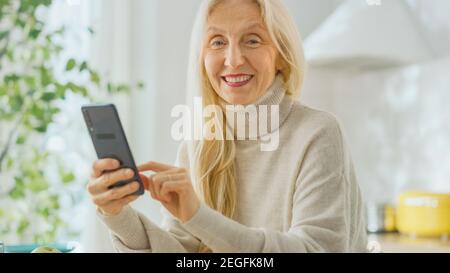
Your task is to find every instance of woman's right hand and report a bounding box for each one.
[87,158,143,216]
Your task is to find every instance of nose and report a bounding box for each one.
[224,42,244,68]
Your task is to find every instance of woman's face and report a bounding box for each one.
[203,0,279,105]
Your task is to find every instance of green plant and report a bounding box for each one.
[0,0,143,243]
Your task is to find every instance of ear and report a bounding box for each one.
[275,56,285,72]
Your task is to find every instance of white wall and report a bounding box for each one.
[301,0,450,204]
[406,0,450,58]
[127,0,201,223]
[284,0,342,38]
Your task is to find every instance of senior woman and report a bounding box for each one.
[87,0,368,253]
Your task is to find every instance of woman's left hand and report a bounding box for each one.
[138,161,200,223]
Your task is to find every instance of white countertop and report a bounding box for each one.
[368,233,450,253]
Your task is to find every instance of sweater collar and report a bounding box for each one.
[223,74,294,140]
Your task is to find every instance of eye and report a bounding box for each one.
[210,37,226,49]
[248,39,260,45]
[245,36,262,47]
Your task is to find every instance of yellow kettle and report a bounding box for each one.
[397,191,450,237]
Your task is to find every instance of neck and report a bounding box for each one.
[221,74,294,140]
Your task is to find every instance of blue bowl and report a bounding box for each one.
[5,243,75,253]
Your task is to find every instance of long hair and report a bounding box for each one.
[185,0,305,252]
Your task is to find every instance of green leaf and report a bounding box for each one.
[107,82,113,93]
[16,19,26,28]
[0,30,9,40]
[9,177,25,199]
[54,26,66,36]
[17,219,30,235]
[16,135,26,145]
[9,188,25,199]
[6,48,13,61]
[65,58,76,71]
[66,82,77,92]
[137,81,145,89]
[62,172,75,184]
[28,179,49,192]
[90,71,100,85]
[54,45,64,54]
[42,0,52,7]
[29,29,41,39]
[79,61,88,72]
[75,86,88,96]
[42,46,50,59]
[49,195,60,209]
[24,76,36,88]
[50,107,60,115]
[87,26,95,35]
[55,84,66,98]
[31,104,45,119]
[116,84,130,93]
[5,74,19,83]
[38,208,50,218]
[40,67,52,86]
[10,95,24,112]
[34,125,48,133]
[6,158,14,170]
[41,92,56,101]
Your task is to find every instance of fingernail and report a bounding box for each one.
[113,160,120,167]
[126,169,134,176]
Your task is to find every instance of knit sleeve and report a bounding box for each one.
[181,116,367,252]
[96,141,202,252]
[98,206,201,253]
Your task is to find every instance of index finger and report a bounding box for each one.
[91,158,120,177]
[138,161,174,172]
[139,174,149,190]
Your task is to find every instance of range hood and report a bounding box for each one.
[304,0,433,69]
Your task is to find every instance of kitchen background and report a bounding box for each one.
[0,0,449,252]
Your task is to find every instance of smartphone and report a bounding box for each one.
[81,104,144,195]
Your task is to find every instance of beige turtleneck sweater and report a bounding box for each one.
[97,76,368,253]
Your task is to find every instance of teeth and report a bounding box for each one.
[224,75,252,83]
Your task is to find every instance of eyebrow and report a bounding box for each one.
[206,22,266,34]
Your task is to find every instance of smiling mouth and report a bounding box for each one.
[221,74,254,88]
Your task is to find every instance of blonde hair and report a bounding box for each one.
[186,0,305,252]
